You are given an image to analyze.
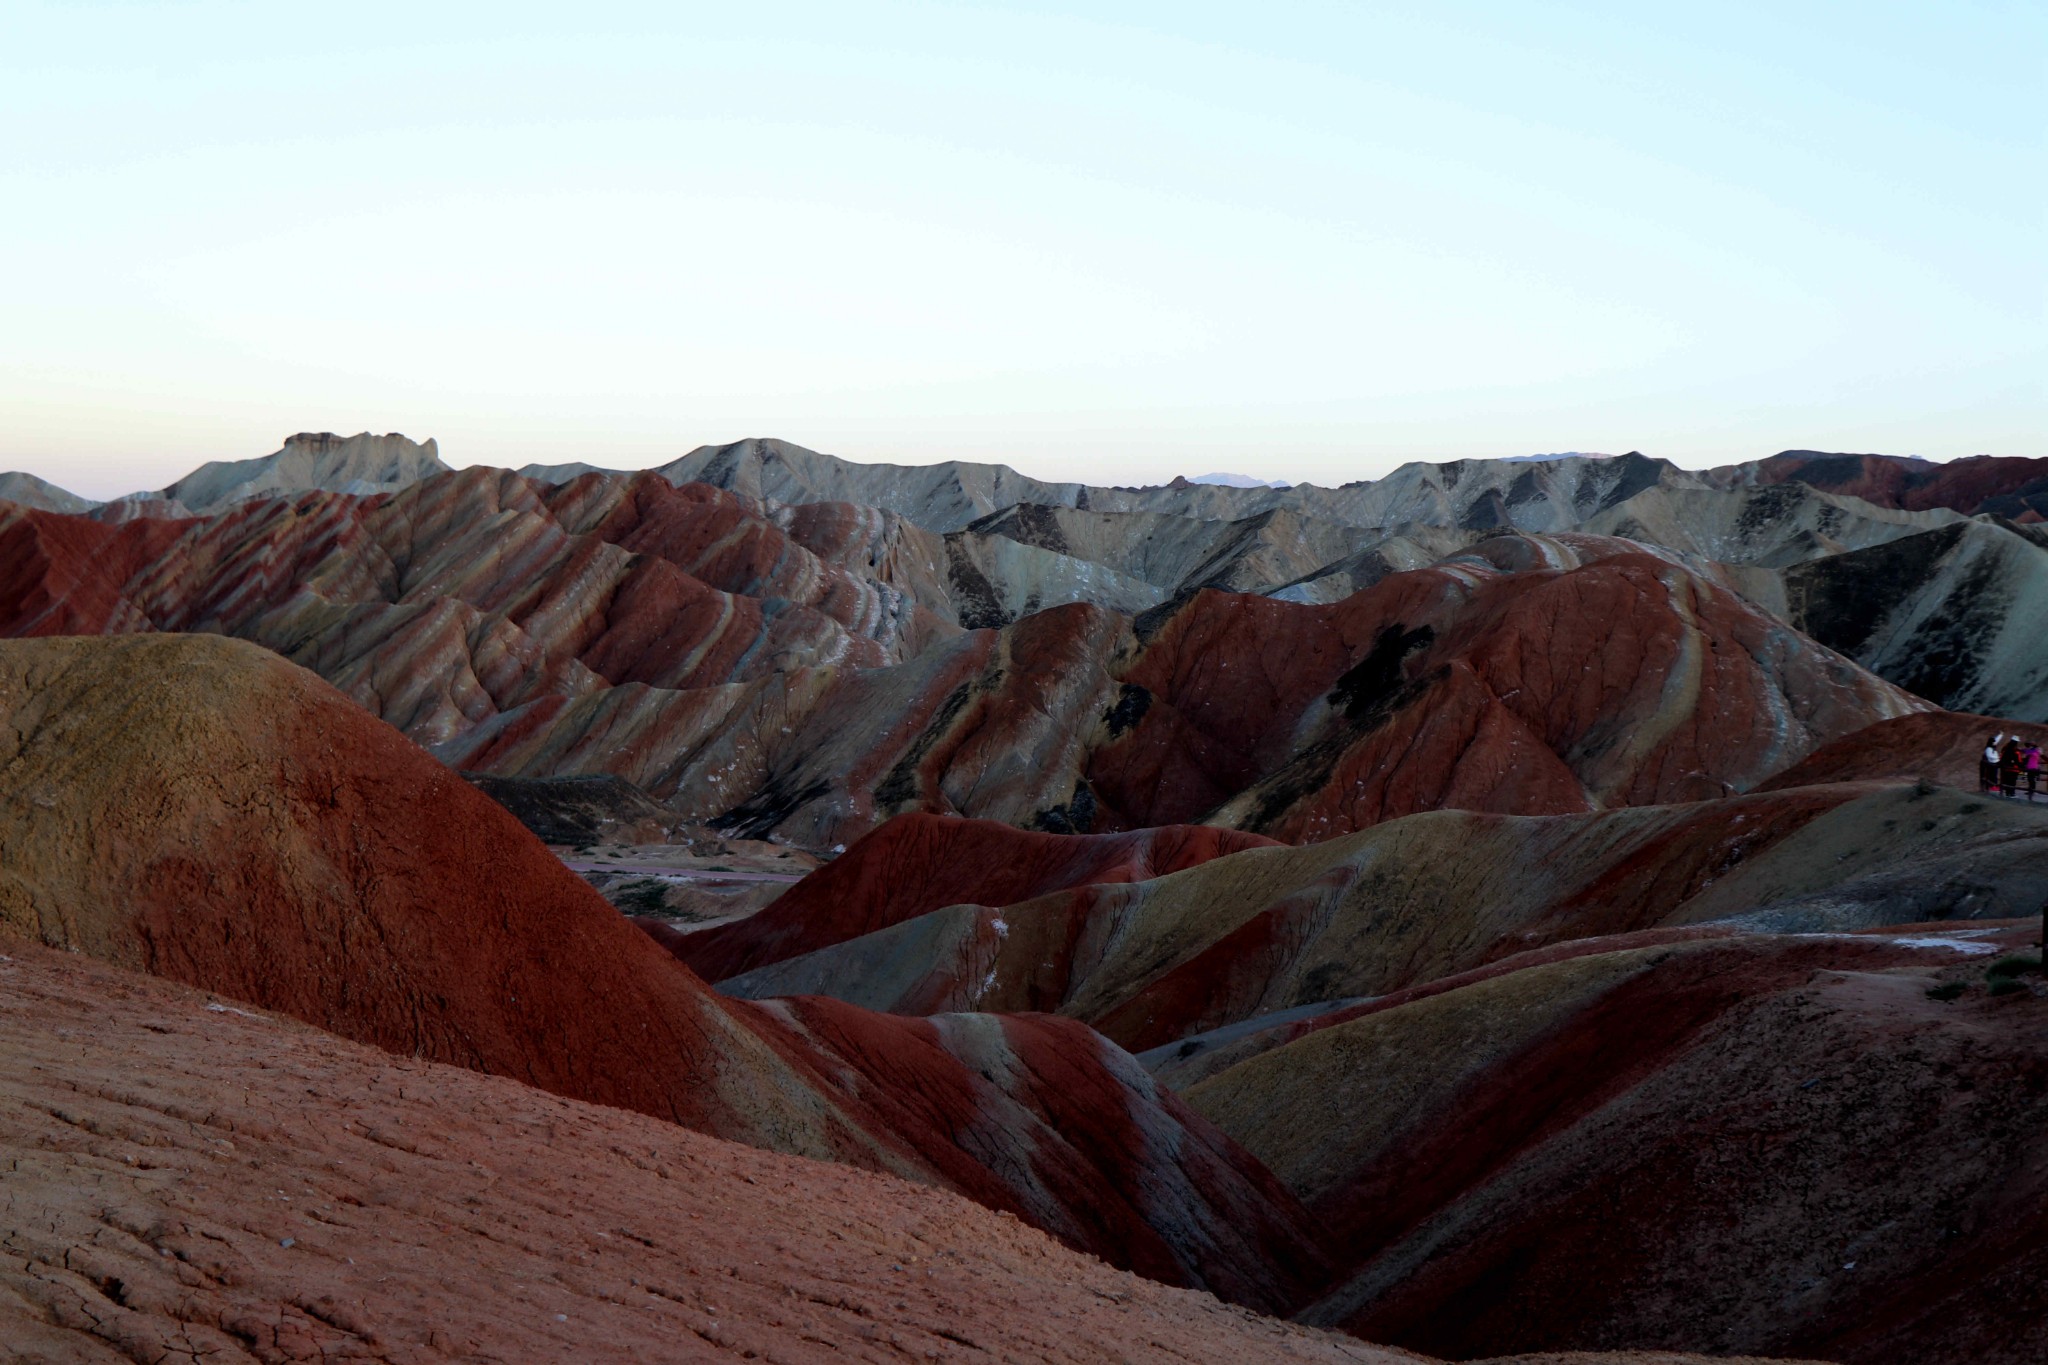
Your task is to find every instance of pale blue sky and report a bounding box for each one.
[3,1,2040,498]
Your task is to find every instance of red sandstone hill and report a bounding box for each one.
[1091,545,1923,840]
[716,784,2048,1056]
[665,812,1278,982]
[0,946,1417,1365]
[1,482,1927,848]
[1183,923,2048,1365]
[449,546,1922,847]
[1,946,1830,1365]
[0,467,964,700]
[0,633,1328,1311]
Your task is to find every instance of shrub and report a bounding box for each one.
[1988,977,2027,998]
[1926,982,1966,1002]
[1987,955,2043,980]
[610,878,672,915]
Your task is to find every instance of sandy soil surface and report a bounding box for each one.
[0,944,1834,1365]
[0,944,1416,1365]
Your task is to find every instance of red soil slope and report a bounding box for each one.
[1759,709,2045,792]
[755,995,1332,1314]
[1186,924,2048,1365]
[715,782,2048,1055]
[0,634,1325,1309]
[666,811,1278,981]
[0,945,1418,1365]
[0,503,193,635]
[1090,549,1922,839]
[0,468,957,734]
[0,633,826,1144]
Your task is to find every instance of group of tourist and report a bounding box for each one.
[1981,733,2044,800]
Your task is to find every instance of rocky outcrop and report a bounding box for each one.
[0,634,1332,1307]
[160,430,450,512]
[1181,925,2048,1365]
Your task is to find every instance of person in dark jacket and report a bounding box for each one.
[2002,736,2023,798]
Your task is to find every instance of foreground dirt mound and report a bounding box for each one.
[0,634,846,1147]
[0,634,1327,1307]
[1184,926,2048,1365]
[670,812,1277,981]
[0,946,1410,1365]
[719,784,2048,1056]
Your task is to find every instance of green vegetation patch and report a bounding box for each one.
[610,878,672,915]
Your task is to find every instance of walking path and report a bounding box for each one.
[558,858,806,884]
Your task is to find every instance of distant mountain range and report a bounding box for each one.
[3,431,448,519]
[1188,472,1292,488]
[4,435,2044,835]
